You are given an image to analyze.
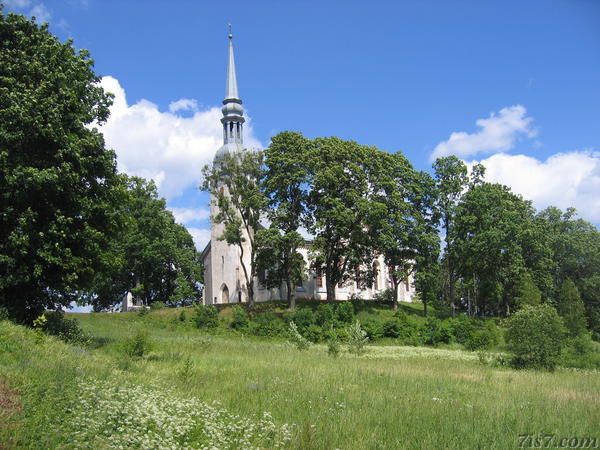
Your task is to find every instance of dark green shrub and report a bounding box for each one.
[40,310,89,345]
[304,324,324,343]
[557,279,587,337]
[465,328,495,351]
[230,305,249,330]
[150,301,166,311]
[315,304,336,327]
[250,312,285,337]
[361,318,384,340]
[123,329,152,357]
[505,304,567,370]
[449,315,475,345]
[0,306,9,321]
[290,308,316,330]
[422,317,451,346]
[194,304,219,329]
[561,334,600,370]
[382,319,402,338]
[336,302,355,323]
[178,310,187,322]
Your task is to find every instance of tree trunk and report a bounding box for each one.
[449,271,456,318]
[392,281,399,311]
[326,276,336,303]
[286,278,295,310]
[238,248,254,311]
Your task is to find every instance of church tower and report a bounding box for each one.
[203,29,250,305]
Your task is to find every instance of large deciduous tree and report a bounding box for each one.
[306,138,380,303]
[87,176,202,310]
[259,132,311,310]
[0,12,119,323]
[201,150,266,310]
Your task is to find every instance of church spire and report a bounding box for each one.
[225,25,239,101]
[217,25,245,154]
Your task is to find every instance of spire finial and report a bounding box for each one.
[228,23,232,39]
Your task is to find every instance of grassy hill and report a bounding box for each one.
[1,304,599,448]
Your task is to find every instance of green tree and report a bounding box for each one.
[556,278,587,337]
[453,183,536,316]
[261,131,311,309]
[201,150,267,310]
[505,304,567,370]
[306,138,381,302]
[87,176,202,310]
[433,156,469,317]
[0,12,119,323]
[513,272,542,309]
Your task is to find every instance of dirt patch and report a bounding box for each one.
[0,377,22,449]
[550,389,600,404]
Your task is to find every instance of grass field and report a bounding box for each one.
[1,306,599,449]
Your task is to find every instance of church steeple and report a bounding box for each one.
[217,25,245,154]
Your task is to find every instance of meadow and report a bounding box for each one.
[1,305,599,449]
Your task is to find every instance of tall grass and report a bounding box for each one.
[1,309,599,449]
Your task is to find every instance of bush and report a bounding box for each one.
[230,305,249,330]
[123,329,152,357]
[505,304,567,370]
[449,315,476,345]
[195,305,219,329]
[0,306,9,321]
[288,321,310,350]
[304,324,324,343]
[361,318,383,340]
[36,310,89,345]
[346,320,369,355]
[561,334,600,370]
[150,301,166,311]
[290,308,316,330]
[336,302,355,324]
[327,328,341,357]
[250,312,285,337]
[422,317,452,346]
[315,304,336,327]
[178,310,187,322]
[382,319,402,338]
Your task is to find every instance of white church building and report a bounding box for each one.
[201,32,416,305]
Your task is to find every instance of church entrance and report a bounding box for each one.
[221,285,229,304]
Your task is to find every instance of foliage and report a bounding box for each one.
[150,301,165,311]
[335,302,355,324]
[261,131,312,309]
[33,311,89,345]
[327,333,341,358]
[230,304,249,330]
[249,311,285,337]
[0,306,8,321]
[194,304,219,329]
[201,150,266,309]
[361,318,384,340]
[513,272,542,308]
[87,176,202,311]
[560,334,600,370]
[505,304,567,370]
[0,11,119,323]
[422,317,452,346]
[315,303,336,327]
[464,325,498,351]
[346,320,369,355]
[122,328,152,357]
[288,321,310,350]
[556,278,587,337]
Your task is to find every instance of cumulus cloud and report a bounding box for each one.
[471,151,600,223]
[431,105,536,160]
[187,227,211,251]
[29,3,50,22]
[168,98,199,114]
[169,207,210,224]
[97,76,262,200]
[4,0,51,23]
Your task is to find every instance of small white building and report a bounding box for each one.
[201,32,417,306]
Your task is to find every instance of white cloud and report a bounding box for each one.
[4,0,32,8]
[471,151,600,223]
[186,227,211,251]
[97,76,262,200]
[169,207,210,224]
[168,98,199,114]
[431,105,536,160]
[29,3,51,22]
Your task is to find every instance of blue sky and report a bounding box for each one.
[4,0,600,250]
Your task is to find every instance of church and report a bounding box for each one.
[201,32,416,305]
